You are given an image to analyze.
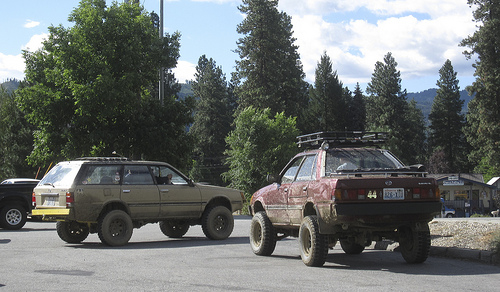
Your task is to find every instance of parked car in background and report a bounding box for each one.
[32,157,245,246]
[440,198,456,218]
[249,132,442,267]
[1,178,40,184]
[0,178,40,229]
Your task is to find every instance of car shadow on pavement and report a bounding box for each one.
[68,235,250,250]
[320,250,500,276]
[0,227,56,232]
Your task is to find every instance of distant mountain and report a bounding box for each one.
[0,79,20,93]
[179,83,193,100]
[407,88,473,122]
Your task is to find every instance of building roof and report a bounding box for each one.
[428,173,495,189]
[487,177,500,186]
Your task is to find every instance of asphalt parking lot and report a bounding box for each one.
[1,216,499,291]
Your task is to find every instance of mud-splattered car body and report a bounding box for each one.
[249,132,441,266]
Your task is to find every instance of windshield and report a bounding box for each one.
[325,148,404,175]
[39,162,82,187]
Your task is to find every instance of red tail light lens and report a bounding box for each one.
[32,192,36,208]
[333,189,368,201]
[66,192,74,207]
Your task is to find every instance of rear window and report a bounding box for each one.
[39,162,83,188]
[325,148,404,175]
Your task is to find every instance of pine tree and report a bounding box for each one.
[306,52,347,132]
[428,60,468,173]
[233,0,308,120]
[366,52,426,164]
[348,83,366,131]
[460,0,500,179]
[189,55,234,185]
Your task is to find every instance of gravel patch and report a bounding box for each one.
[429,219,500,251]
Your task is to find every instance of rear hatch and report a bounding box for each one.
[331,175,441,222]
[32,161,83,216]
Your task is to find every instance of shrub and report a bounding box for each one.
[490,229,500,255]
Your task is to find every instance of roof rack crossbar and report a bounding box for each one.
[297,131,388,148]
[75,157,130,161]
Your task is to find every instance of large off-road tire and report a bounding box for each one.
[299,215,328,267]
[56,221,90,243]
[201,205,234,240]
[340,240,365,255]
[250,211,277,256]
[398,222,431,264]
[0,203,27,230]
[159,220,189,238]
[98,210,133,246]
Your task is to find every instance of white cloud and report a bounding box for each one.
[173,60,197,83]
[280,0,477,88]
[21,33,48,52]
[0,53,25,81]
[0,33,48,81]
[24,19,40,28]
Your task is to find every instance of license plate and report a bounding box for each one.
[383,188,404,200]
[43,196,57,206]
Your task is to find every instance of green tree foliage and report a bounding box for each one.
[0,86,36,179]
[16,0,192,168]
[305,52,348,132]
[349,83,366,131]
[366,52,426,164]
[223,107,299,196]
[189,55,235,185]
[233,0,308,121]
[461,0,500,176]
[428,60,469,173]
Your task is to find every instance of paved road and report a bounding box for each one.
[2,216,499,291]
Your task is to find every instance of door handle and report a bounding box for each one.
[160,189,169,192]
[283,188,288,192]
[123,190,131,193]
[303,186,307,191]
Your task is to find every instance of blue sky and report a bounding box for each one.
[0,0,477,93]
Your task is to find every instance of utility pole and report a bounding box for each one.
[159,0,164,104]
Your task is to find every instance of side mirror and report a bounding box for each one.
[266,174,278,183]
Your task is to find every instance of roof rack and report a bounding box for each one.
[75,157,130,161]
[297,131,388,148]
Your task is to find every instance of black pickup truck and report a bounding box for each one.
[0,179,39,229]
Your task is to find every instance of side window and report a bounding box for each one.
[296,155,317,181]
[150,165,189,185]
[80,165,121,185]
[281,158,303,184]
[123,165,154,185]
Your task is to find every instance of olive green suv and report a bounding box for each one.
[32,157,244,246]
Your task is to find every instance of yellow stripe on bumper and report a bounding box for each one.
[31,209,70,216]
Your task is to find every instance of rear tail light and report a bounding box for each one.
[334,187,438,201]
[32,192,36,208]
[411,188,436,199]
[333,189,369,201]
[412,188,421,199]
[66,192,74,208]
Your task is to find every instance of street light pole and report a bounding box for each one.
[159,0,164,104]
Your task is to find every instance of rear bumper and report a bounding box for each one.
[317,201,441,233]
[335,201,442,216]
[31,208,70,220]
